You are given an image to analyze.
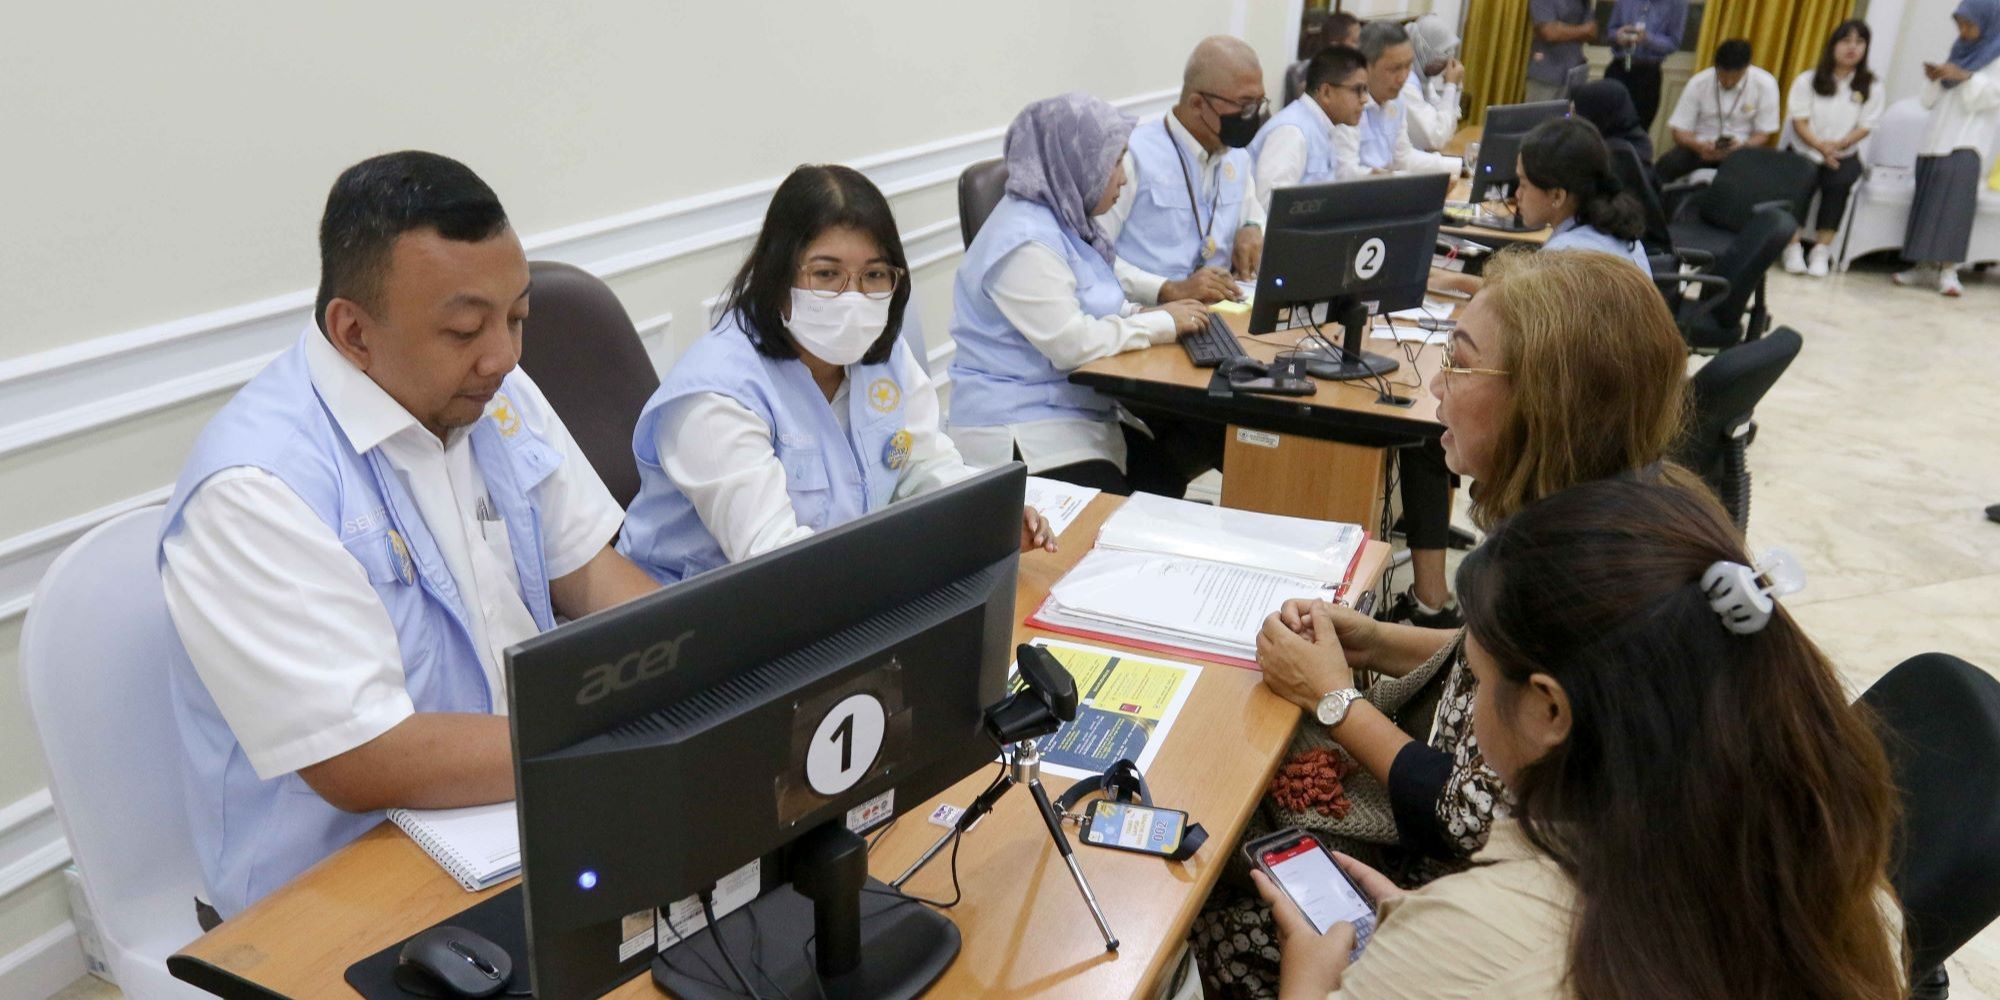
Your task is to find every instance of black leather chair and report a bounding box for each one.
[516,261,659,509]
[1664,146,1818,259]
[1857,652,2000,999]
[1283,60,1309,106]
[1675,326,1800,528]
[957,158,1010,246]
[1659,206,1797,352]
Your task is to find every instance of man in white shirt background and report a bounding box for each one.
[159,151,661,919]
[1250,44,1372,214]
[1658,38,1782,183]
[1334,21,1461,180]
[1102,35,1269,307]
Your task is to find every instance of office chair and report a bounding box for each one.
[20,506,212,998]
[1857,652,2000,1000]
[1663,146,1818,260]
[516,260,659,509]
[1659,206,1798,352]
[1283,60,1309,106]
[1675,326,1800,529]
[957,158,1010,246]
[1610,144,1716,287]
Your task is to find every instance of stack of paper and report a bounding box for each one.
[1029,494,1366,667]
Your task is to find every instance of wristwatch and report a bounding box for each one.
[1314,688,1364,728]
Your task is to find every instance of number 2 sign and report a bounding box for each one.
[1354,237,1387,280]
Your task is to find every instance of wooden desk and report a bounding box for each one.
[1071,308,1445,531]
[170,498,1392,1000]
[1439,124,1554,248]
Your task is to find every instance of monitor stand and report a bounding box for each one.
[653,823,959,1000]
[1296,299,1400,382]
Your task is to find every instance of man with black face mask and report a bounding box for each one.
[1103,35,1268,305]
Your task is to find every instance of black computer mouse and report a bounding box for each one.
[396,925,513,998]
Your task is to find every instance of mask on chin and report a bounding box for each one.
[786,290,889,366]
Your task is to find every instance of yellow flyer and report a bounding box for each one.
[1007,638,1202,781]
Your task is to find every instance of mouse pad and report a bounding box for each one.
[344,886,530,998]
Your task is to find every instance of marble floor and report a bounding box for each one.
[47,264,2000,999]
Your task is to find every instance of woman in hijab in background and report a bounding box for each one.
[946,93,1211,496]
[1572,77,1656,164]
[1895,0,2000,297]
[1403,13,1466,151]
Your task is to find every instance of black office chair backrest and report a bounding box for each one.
[1858,652,2000,978]
[1700,206,1798,335]
[1611,144,1673,256]
[1680,325,1799,472]
[1283,60,1310,106]
[516,261,659,509]
[957,158,1010,246]
[1694,147,1819,234]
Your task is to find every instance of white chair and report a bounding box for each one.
[1964,134,2000,266]
[1835,97,1929,272]
[19,506,209,998]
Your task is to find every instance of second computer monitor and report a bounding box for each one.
[1468,100,1570,204]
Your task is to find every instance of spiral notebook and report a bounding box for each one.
[386,802,521,892]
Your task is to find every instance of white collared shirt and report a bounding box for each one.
[655,346,981,563]
[1669,66,1782,143]
[1918,62,2000,159]
[1101,111,1270,304]
[161,332,624,779]
[1333,93,1461,180]
[1253,96,1337,215]
[1786,69,1885,164]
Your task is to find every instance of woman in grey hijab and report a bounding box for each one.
[945,92,1212,496]
[1404,13,1466,151]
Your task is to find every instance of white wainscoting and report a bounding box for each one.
[0,792,81,1000]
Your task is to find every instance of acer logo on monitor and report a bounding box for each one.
[574,630,695,705]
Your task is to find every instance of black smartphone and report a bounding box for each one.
[1243,827,1376,959]
[1232,376,1316,396]
[1077,800,1190,858]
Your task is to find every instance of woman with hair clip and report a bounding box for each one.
[1255,477,1906,999]
[618,165,1053,584]
[1196,250,1688,999]
[1784,19,1884,277]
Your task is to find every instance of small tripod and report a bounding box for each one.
[891,738,1118,951]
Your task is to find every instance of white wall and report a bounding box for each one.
[1872,0,1963,103]
[0,1,1295,993]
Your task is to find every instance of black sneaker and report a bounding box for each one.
[1378,589,1463,629]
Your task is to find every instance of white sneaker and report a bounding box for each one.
[1940,268,1963,297]
[1892,267,1929,287]
[1782,243,1807,274]
[1806,244,1832,278]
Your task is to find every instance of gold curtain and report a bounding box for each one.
[1461,0,1534,126]
[1695,0,1857,117]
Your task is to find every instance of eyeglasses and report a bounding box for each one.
[796,262,906,300]
[1199,91,1270,120]
[1439,344,1510,388]
[1325,82,1370,98]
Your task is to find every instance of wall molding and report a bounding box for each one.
[0,920,85,1000]
[0,791,70,902]
[0,86,1176,465]
[1,488,174,625]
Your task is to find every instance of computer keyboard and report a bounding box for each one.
[1180,314,1252,368]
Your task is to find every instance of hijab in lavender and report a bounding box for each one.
[1948,0,2000,87]
[1002,92,1135,263]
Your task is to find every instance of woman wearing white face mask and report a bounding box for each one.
[618,165,1053,584]
[948,92,1211,496]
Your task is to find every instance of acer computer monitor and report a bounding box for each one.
[505,465,1025,999]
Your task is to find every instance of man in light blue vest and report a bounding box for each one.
[1104,35,1271,307]
[1249,44,1372,214]
[1334,21,1462,179]
[158,152,660,919]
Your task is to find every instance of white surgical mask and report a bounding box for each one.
[786,289,889,366]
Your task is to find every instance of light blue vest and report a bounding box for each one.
[1114,116,1251,277]
[1358,99,1402,171]
[946,197,1129,430]
[1547,217,1656,277]
[158,333,563,916]
[1248,97,1340,189]
[618,314,908,583]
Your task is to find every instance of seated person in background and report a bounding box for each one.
[1335,21,1461,179]
[1196,250,1689,998]
[1572,77,1657,167]
[949,94,1213,496]
[1526,0,1599,104]
[1437,117,1654,296]
[1784,19,1884,277]
[1401,14,1465,152]
[620,165,1053,583]
[1658,38,1781,183]
[1105,35,1269,307]
[1326,10,1362,49]
[1251,44,1372,214]
[1258,478,1907,1000]
[160,152,662,918]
